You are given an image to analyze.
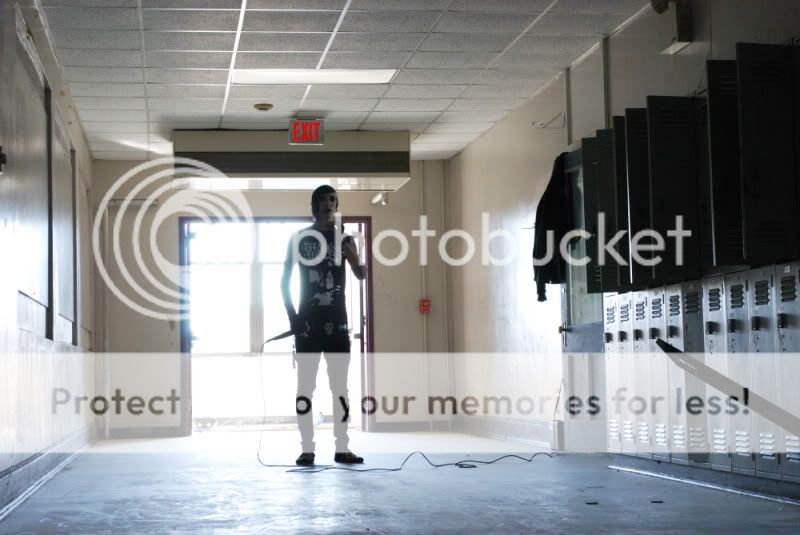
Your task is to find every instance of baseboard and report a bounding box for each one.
[0,423,95,512]
[609,454,800,502]
[452,415,554,448]
[108,426,189,439]
[370,420,452,432]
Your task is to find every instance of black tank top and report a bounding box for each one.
[295,226,348,333]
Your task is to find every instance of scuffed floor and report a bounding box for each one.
[2,430,800,534]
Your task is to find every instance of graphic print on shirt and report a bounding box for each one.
[295,228,348,333]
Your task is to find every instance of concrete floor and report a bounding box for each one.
[2,430,800,534]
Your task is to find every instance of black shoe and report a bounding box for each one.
[296,452,315,466]
[334,452,364,464]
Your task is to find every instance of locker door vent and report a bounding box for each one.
[689,426,706,449]
[735,430,751,455]
[654,424,668,446]
[756,221,785,245]
[712,428,728,453]
[635,301,646,321]
[759,432,776,458]
[754,280,770,306]
[730,284,745,309]
[651,298,663,318]
[608,419,620,441]
[605,305,616,323]
[750,57,790,83]
[684,291,700,314]
[672,425,686,449]
[638,422,650,444]
[669,295,681,316]
[780,275,797,302]
[786,434,800,462]
[708,288,721,311]
[620,303,631,323]
[623,420,635,442]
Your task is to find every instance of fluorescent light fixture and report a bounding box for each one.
[232,69,396,85]
[171,176,410,192]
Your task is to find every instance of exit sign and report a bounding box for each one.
[289,119,324,145]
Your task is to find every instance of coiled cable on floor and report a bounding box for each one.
[256,340,556,473]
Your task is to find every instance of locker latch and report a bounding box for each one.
[705,321,717,335]
[667,325,679,339]
[777,313,788,329]
[727,319,737,333]
[751,316,761,331]
[618,330,627,342]
[633,329,643,341]
[649,327,659,340]
[604,332,613,343]
[0,146,6,176]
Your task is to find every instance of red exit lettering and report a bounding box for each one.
[290,120,323,144]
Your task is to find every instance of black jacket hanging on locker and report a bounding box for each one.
[533,152,572,302]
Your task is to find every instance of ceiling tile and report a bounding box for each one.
[248,0,346,8]
[325,123,361,131]
[147,51,233,68]
[393,69,477,85]
[82,122,149,132]
[406,52,495,69]
[411,142,466,152]
[420,33,515,53]
[228,85,308,99]
[147,84,226,97]
[449,0,552,13]
[91,140,150,152]
[44,7,139,29]
[552,0,649,14]
[375,99,452,112]
[300,99,378,112]
[145,69,229,84]
[340,11,436,33]
[243,11,340,32]
[383,84,466,98]
[434,12,536,33]
[363,122,429,133]
[331,33,426,52]
[89,132,149,143]
[149,111,222,122]
[438,110,508,122]
[57,49,142,68]
[65,67,144,83]
[306,84,388,99]
[70,83,146,97]
[424,122,494,133]
[527,13,630,35]
[149,142,175,156]
[149,98,224,111]
[510,34,600,54]
[224,99,300,113]
[315,111,370,122]
[79,109,148,122]
[235,52,319,69]
[73,97,147,110]
[145,31,237,51]
[50,29,141,49]
[238,32,330,52]
[460,84,542,98]
[471,68,555,84]
[322,52,411,69]
[364,111,439,123]
[42,0,137,6]
[143,10,242,31]
[349,0,449,10]
[493,53,581,70]
[447,98,526,111]
[143,1,242,7]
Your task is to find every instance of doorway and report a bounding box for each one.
[179,216,373,434]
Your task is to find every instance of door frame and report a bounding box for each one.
[178,214,375,435]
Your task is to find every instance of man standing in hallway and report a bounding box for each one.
[281,185,367,466]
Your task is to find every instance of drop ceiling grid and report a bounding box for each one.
[40,0,648,160]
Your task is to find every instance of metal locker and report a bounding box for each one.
[664,282,707,465]
[775,262,800,482]
[624,108,653,290]
[725,271,755,475]
[604,293,622,453]
[646,96,703,285]
[748,266,780,478]
[737,43,799,266]
[617,292,637,456]
[703,276,732,471]
[632,291,652,459]
[596,129,620,292]
[612,116,632,293]
[581,136,603,294]
[647,287,670,462]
